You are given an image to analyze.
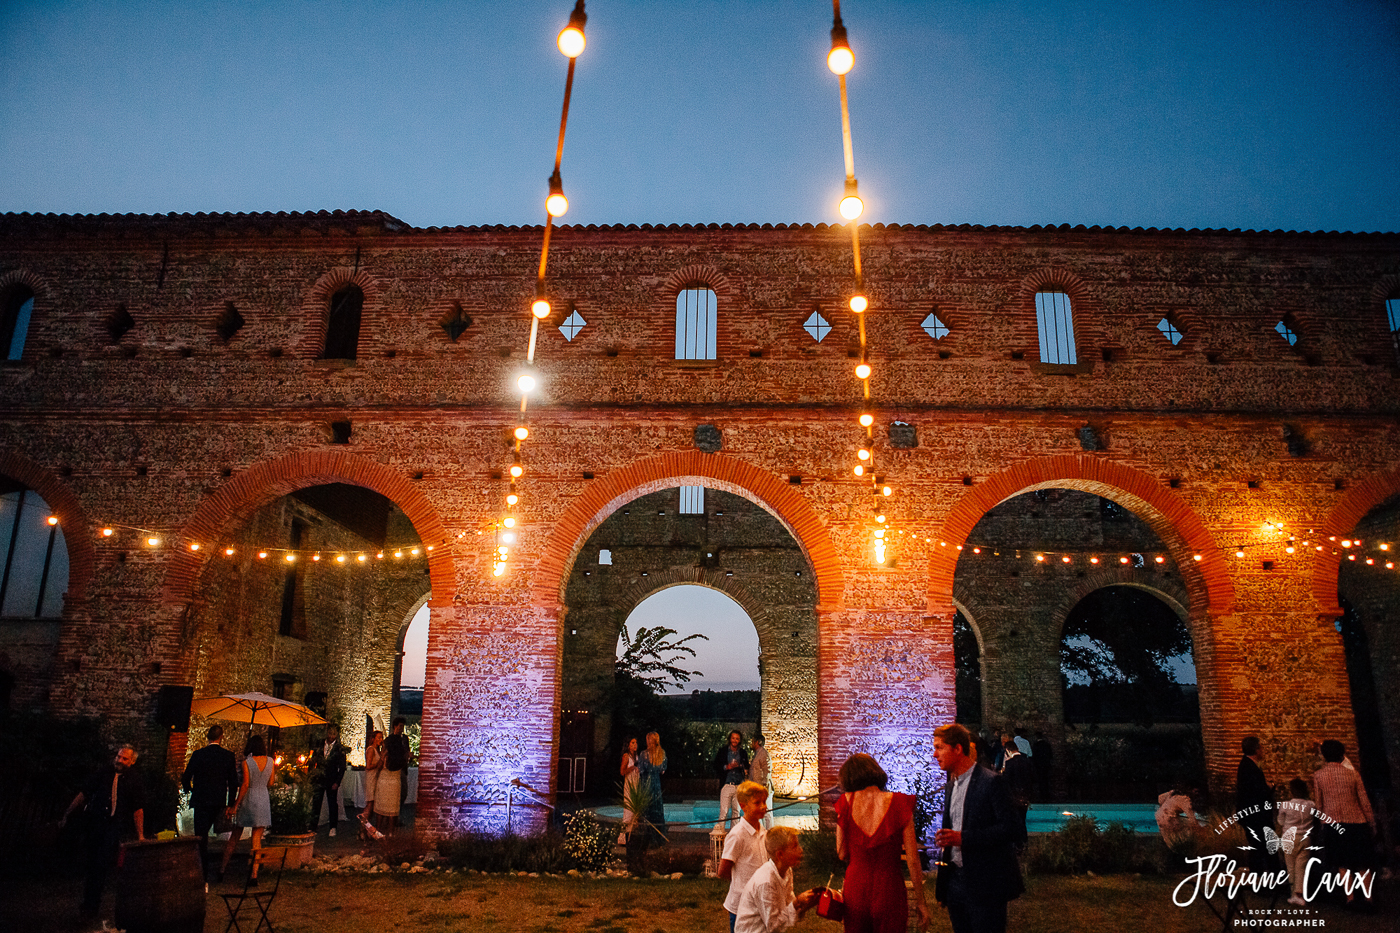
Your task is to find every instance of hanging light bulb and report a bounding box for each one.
[853,464,864,476]
[545,171,569,217]
[827,17,854,75]
[531,296,552,319]
[503,516,517,528]
[839,179,863,220]
[859,413,874,427]
[849,295,868,313]
[557,1,587,58]
[101,527,114,537]
[506,493,519,506]
[514,426,529,441]
[517,372,537,393]
[857,448,871,461]
[855,362,872,379]
[509,463,524,478]
[881,486,892,497]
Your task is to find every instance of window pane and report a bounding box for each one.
[803,312,830,342]
[1035,291,1077,364]
[675,288,716,360]
[0,490,67,618]
[679,486,705,514]
[6,296,34,361]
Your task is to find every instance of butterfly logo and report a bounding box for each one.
[1251,825,1309,855]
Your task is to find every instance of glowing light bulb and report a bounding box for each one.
[532,298,551,319]
[188,542,200,551]
[1120,556,1130,564]
[855,362,872,379]
[394,550,403,559]
[506,494,519,506]
[224,547,235,556]
[285,554,295,562]
[1090,556,1099,564]
[973,547,982,554]
[503,516,517,528]
[828,44,854,75]
[493,564,506,577]
[1062,556,1071,563]
[874,529,885,538]
[148,537,161,547]
[1154,556,1165,563]
[558,25,585,58]
[881,486,892,497]
[510,464,524,478]
[102,527,114,537]
[1235,550,1246,558]
[357,554,366,562]
[410,548,419,556]
[545,191,569,217]
[839,195,864,220]
[849,295,868,313]
[312,554,320,561]
[1036,554,1045,562]
[859,413,874,427]
[1193,554,1203,561]
[857,448,871,461]
[518,373,537,393]
[853,465,864,476]
[1285,545,1295,554]
[336,554,346,563]
[501,531,517,544]
[875,514,886,524]
[46,515,59,526]
[514,426,529,441]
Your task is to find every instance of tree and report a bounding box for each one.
[615,625,707,694]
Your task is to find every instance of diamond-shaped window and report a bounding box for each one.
[559,310,586,342]
[1157,317,1183,345]
[803,312,831,342]
[921,313,949,341]
[1275,320,1298,346]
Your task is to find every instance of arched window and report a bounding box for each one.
[1386,295,1400,362]
[322,284,364,360]
[0,484,68,618]
[1035,290,1077,365]
[1,286,35,361]
[675,286,716,360]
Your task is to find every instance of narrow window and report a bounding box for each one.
[559,310,587,341]
[278,519,308,638]
[323,284,364,360]
[803,312,831,342]
[1157,316,1184,345]
[1035,291,1077,364]
[675,287,716,360]
[1275,319,1298,347]
[921,313,950,341]
[679,486,705,514]
[598,548,612,565]
[0,487,69,618]
[1386,297,1400,360]
[1,287,35,361]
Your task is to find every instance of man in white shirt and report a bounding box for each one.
[720,781,770,932]
[735,826,820,933]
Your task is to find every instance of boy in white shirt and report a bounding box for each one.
[720,781,770,932]
[735,826,820,933]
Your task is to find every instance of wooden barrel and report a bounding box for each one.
[115,837,206,933]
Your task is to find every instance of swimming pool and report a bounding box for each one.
[591,801,1162,834]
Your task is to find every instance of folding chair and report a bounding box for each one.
[220,845,288,933]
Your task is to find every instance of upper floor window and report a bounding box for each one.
[0,485,68,619]
[803,311,831,342]
[1035,291,1077,365]
[679,486,705,514]
[1,286,35,361]
[1157,316,1184,345]
[1386,297,1400,359]
[675,287,716,360]
[322,284,364,360]
[921,313,950,341]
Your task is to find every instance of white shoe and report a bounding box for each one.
[328,828,336,837]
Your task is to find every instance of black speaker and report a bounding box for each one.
[155,685,194,732]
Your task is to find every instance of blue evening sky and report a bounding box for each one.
[2,0,1396,232]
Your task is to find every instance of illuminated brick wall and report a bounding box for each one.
[0,212,1396,834]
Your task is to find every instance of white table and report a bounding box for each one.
[318,768,418,825]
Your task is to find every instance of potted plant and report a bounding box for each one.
[266,754,316,868]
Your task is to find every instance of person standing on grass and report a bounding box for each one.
[933,723,1024,933]
[749,734,773,830]
[719,781,770,932]
[714,730,750,831]
[734,825,820,933]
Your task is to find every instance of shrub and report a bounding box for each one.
[1024,815,1169,875]
[562,810,614,872]
[800,826,843,881]
[438,830,573,874]
[269,756,314,834]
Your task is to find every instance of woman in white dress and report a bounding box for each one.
[358,730,384,841]
[619,736,640,843]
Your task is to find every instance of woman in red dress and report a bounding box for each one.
[835,754,930,933]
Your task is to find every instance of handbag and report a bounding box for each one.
[816,875,845,921]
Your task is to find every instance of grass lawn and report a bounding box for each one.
[4,866,1392,933]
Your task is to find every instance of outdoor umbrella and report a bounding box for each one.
[189,691,327,728]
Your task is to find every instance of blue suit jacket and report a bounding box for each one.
[938,764,1026,905]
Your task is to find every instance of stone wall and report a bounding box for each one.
[0,213,1395,833]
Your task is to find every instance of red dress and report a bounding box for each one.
[836,791,914,933]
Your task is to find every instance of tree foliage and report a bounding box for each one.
[616,625,707,694]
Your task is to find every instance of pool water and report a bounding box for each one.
[592,801,1161,835]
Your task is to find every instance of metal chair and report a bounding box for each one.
[220,845,288,933]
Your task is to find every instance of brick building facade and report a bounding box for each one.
[0,211,1396,835]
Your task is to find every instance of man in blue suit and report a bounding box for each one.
[934,723,1025,933]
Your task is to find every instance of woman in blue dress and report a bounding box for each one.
[219,733,275,882]
[633,731,667,851]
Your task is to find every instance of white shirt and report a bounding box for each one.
[722,818,768,914]
[947,765,974,867]
[735,859,797,933]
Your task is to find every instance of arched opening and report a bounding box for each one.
[1335,492,1399,796]
[559,485,819,803]
[951,486,1203,800]
[0,478,69,713]
[1059,585,1203,801]
[184,482,431,766]
[953,611,982,726]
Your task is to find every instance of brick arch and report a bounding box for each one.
[929,455,1233,617]
[662,264,731,298]
[951,598,984,656]
[0,448,95,603]
[161,449,452,608]
[1018,266,1100,358]
[1043,567,1191,631]
[296,266,382,360]
[587,568,776,630]
[1312,462,1400,615]
[0,267,50,298]
[532,451,842,609]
